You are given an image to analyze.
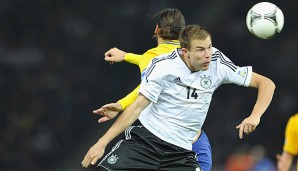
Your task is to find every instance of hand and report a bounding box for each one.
[104,47,126,64]
[81,142,106,168]
[236,114,260,139]
[93,102,122,123]
[276,152,293,171]
[276,154,283,171]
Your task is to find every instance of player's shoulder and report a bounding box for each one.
[145,50,179,77]
[212,47,220,52]
[211,47,222,64]
[211,47,223,59]
[142,51,178,80]
[288,113,298,125]
[145,44,172,56]
[151,49,178,65]
[142,48,177,73]
[211,47,233,64]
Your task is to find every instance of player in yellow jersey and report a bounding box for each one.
[102,40,180,111]
[92,9,212,171]
[276,113,298,171]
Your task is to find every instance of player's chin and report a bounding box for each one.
[201,65,210,71]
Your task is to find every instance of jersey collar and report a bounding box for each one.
[161,40,180,46]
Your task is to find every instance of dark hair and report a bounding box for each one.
[179,25,211,50]
[153,8,185,40]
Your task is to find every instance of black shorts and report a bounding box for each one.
[96,121,200,171]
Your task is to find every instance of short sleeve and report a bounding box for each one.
[213,48,252,87]
[228,66,252,87]
[139,63,164,103]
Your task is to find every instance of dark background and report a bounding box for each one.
[0,0,297,170]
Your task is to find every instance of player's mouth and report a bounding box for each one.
[203,62,210,66]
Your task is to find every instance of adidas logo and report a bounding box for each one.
[173,77,182,83]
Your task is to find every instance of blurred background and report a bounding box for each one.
[0,0,297,170]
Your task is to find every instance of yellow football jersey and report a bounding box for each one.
[118,40,180,109]
[283,113,298,169]
[284,113,298,155]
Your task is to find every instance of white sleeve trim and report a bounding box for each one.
[243,66,252,87]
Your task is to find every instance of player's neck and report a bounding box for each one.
[157,37,163,45]
[179,49,200,72]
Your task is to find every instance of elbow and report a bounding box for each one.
[251,72,275,91]
[268,78,275,90]
[265,77,276,92]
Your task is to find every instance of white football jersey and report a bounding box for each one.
[138,47,252,150]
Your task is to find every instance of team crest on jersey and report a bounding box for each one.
[107,154,118,164]
[200,75,211,89]
[238,69,247,78]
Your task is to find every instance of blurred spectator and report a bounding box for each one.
[225,144,255,171]
[250,145,276,171]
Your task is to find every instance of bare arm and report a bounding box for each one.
[236,72,275,139]
[93,85,140,123]
[276,151,294,171]
[104,47,143,65]
[82,94,150,168]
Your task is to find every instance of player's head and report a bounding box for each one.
[153,8,185,40]
[179,25,212,50]
[179,25,212,71]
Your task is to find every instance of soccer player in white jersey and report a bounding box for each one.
[95,8,212,171]
[82,25,275,170]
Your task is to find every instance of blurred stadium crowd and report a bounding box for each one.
[0,0,297,170]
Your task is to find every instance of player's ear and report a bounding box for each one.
[181,48,188,56]
[154,25,159,34]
